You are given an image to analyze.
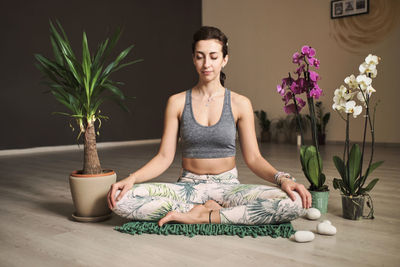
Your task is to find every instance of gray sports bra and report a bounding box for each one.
[179,88,236,158]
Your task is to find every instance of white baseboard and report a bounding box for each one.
[0,139,161,157]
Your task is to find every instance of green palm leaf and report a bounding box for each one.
[35,20,142,135]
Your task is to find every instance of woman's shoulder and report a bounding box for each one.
[165,90,187,116]
[230,90,252,108]
[168,90,187,105]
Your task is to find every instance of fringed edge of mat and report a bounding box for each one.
[114,221,296,238]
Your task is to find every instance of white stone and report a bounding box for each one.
[294,231,315,243]
[305,208,321,220]
[322,220,332,225]
[317,222,337,235]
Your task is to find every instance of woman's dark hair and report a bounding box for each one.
[192,26,228,86]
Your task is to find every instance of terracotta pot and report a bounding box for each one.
[69,170,116,222]
[341,195,365,220]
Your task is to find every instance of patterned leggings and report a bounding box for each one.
[113,167,306,225]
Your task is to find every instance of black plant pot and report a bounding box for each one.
[341,195,365,220]
[260,130,271,142]
[318,133,326,145]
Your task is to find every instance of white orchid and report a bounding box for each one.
[359,54,380,78]
[365,54,379,65]
[356,74,372,90]
[359,63,377,78]
[332,85,354,111]
[345,101,362,118]
[344,74,358,90]
[357,85,376,105]
[333,54,380,118]
[332,97,346,111]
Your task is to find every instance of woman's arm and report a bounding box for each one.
[107,93,183,208]
[235,95,311,208]
[235,95,277,183]
[127,94,181,183]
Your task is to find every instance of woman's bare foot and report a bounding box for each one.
[158,204,221,227]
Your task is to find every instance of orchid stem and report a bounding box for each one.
[288,72,304,145]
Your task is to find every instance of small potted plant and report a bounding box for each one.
[277,45,329,213]
[254,110,271,142]
[307,101,330,145]
[332,54,383,220]
[35,20,142,222]
[271,117,286,143]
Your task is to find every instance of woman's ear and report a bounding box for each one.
[223,54,229,67]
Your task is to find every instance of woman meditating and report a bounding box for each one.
[107,26,311,226]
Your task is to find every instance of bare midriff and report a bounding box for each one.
[182,156,236,175]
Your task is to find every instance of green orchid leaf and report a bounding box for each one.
[364,161,384,180]
[332,178,341,190]
[319,173,326,188]
[333,155,346,181]
[354,176,363,191]
[299,145,310,182]
[305,145,323,172]
[333,178,349,195]
[363,178,379,193]
[307,153,319,187]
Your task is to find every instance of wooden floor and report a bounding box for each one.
[0,142,399,267]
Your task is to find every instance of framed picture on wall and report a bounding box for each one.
[331,0,369,19]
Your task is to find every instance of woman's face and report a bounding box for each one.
[193,39,228,83]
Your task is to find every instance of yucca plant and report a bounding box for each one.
[35,20,142,174]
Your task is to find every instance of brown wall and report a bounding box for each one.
[203,0,400,143]
[0,0,201,149]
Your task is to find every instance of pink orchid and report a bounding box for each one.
[284,103,297,114]
[296,97,306,108]
[309,84,323,99]
[277,84,285,96]
[283,97,306,114]
[301,45,316,59]
[290,79,305,95]
[282,91,293,105]
[309,71,320,82]
[295,64,305,76]
[292,52,302,64]
[309,58,320,69]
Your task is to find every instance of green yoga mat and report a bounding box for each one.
[115,221,295,238]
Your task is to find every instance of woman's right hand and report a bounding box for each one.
[107,176,135,210]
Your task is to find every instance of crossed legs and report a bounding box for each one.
[112,182,305,225]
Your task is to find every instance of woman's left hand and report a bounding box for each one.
[280,179,312,209]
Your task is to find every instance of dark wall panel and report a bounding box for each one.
[0,0,201,149]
